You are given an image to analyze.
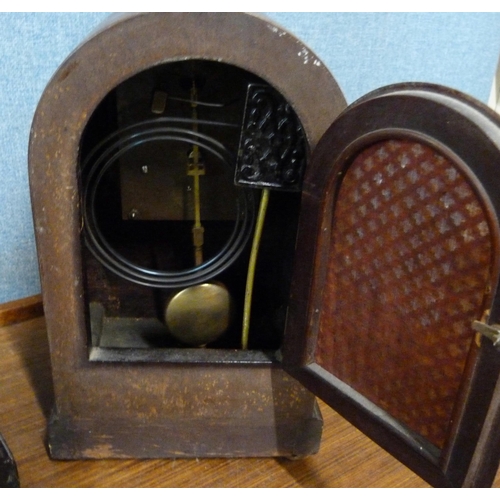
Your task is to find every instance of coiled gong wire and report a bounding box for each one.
[81,118,255,289]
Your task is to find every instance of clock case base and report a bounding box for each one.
[46,368,322,459]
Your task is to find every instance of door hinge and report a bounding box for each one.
[472,320,500,350]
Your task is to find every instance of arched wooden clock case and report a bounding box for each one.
[29,13,500,487]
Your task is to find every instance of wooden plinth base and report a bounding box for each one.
[48,403,322,459]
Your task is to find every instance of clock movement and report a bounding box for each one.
[29,13,500,487]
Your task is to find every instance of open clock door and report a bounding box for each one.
[282,83,500,487]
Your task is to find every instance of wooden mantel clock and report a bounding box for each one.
[28,13,500,487]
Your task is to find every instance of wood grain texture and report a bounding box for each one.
[0,295,43,328]
[0,317,498,487]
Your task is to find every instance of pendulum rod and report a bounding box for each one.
[164,81,237,347]
[188,81,205,266]
[241,188,270,350]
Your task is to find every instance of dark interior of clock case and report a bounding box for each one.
[79,60,303,355]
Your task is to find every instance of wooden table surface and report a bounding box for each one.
[1,316,499,488]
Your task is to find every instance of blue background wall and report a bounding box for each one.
[0,12,499,303]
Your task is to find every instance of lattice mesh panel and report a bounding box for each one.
[315,139,494,448]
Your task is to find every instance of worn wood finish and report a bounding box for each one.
[283,83,500,487]
[28,13,500,486]
[0,316,472,487]
[0,295,43,328]
[1,317,498,487]
[28,12,347,460]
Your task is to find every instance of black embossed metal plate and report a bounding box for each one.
[235,84,307,191]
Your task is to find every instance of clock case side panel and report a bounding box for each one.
[282,83,500,487]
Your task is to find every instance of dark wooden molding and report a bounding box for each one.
[282,84,500,487]
[0,295,44,328]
